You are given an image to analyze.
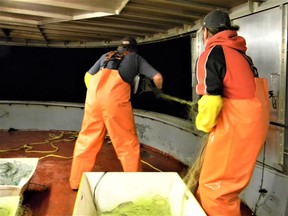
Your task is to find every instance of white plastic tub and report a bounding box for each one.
[0,158,39,197]
[73,172,206,216]
[0,196,21,216]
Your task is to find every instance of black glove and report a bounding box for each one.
[152,87,163,99]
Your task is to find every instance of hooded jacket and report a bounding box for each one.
[194,30,270,216]
[196,30,256,99]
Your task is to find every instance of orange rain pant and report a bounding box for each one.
[196,78,270,216]
[69,68,142,189]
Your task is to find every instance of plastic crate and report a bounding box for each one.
[0,158,39,197]
[73,172,206,216]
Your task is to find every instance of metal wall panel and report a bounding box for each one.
[0,101,202,166]
[234,6,287,172]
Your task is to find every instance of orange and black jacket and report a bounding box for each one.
[196,30,256,99]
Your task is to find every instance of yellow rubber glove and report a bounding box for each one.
[196,95,223,133]
[84,72,92,88]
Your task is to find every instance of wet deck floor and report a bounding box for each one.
[0,130,253,215]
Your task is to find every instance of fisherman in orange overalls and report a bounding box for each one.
[69,37,163,190]
[194,11,270,215]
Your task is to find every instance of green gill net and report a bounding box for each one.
[158,93,209,194]
[0,160,33,186]
[99,195,171,216]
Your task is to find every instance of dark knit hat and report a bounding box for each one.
[120,36,137,51]
[203,10,232,29]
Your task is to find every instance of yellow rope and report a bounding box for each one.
[103,138,163,172]
[39,154,73,160]
[107,137,163,172]
[1,131,163,172]
[141,160,162,172]
[0,131,78,160]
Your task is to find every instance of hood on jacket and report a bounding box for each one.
[206,30,247,53]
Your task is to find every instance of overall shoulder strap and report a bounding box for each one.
[111,50,130,69]
[242,53,259,78]
[101,50,130,69]
[101,51,117,69]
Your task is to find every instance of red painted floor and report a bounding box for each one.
[0,130,253,215]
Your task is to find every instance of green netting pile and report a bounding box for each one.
[0,160,33,186]
[99,195,172,216]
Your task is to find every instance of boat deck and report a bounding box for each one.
[0,130,253,215]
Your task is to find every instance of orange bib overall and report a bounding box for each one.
[196,77,270,216]
[69,68,142,189]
